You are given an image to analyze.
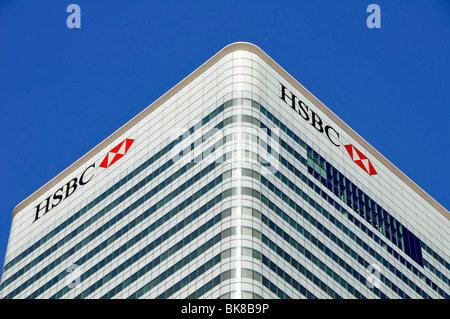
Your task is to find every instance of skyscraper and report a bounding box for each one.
[1,42,448,299]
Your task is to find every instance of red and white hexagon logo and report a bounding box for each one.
[100,138,134,168]
[344,145,377,175]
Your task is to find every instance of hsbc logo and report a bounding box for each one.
[280,83,341,147]
[100,139,134,168]
[345,145,377,175]
[34,138,135,222]
[280,83,377,176]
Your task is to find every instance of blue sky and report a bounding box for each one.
[0,1,448,279]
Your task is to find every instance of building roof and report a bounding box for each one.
[12,42,450,220]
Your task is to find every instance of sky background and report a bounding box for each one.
[0,0,448,279]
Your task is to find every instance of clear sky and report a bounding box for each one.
[0,0,448,279]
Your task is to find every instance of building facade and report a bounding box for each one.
[1,42,449,299]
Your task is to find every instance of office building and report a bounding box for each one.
[1,42,449,299]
